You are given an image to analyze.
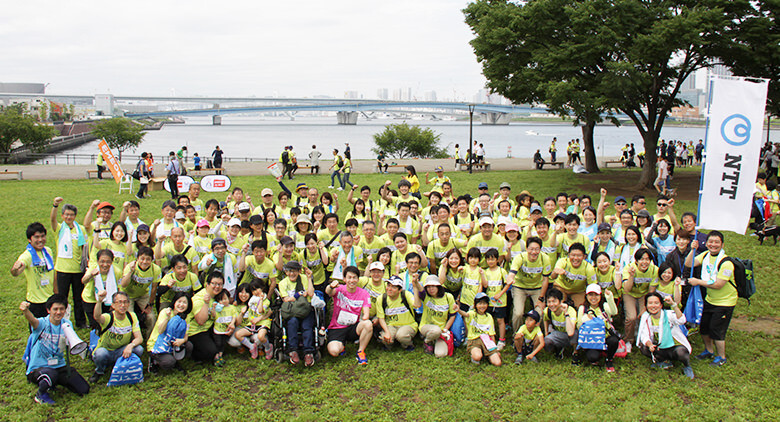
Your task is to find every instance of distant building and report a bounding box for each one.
[94,94,114,115]
[424,90,437,102]
[0,82,45,94]
[376,88,389,100]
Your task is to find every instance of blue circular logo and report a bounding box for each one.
[720,114,751,146]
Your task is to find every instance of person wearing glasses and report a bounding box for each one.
[186,272,225,366]
[630,195,646,215]
[652,196,677,235]
[89,291,143,384]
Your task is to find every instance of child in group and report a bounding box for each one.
[483,249,509,350]
[438,248,464,299]
[457,292,501,366]
[460,248,487,312]
[211,289,238,367]
[233,282,273,360]
[513,310,545,364]
[542,288,577,359]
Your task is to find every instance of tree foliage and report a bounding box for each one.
[0,105,58,155]
[372,123,448,159]
[464,0,761,187]
[91,117,145,160]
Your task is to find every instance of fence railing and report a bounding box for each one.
[0,152,279,165]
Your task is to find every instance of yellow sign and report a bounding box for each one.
[97,139,124,183]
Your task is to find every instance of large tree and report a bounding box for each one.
[372,123,448,159]
[464,0,619,173]
[464,0,756,187]
[91,117,145,161]
[0,105,58,158]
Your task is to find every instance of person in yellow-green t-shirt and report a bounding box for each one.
[120,247,161,331]
[456,292,501,366]
[623,248,658,347]
[684,231,738,366]
[11,222,56,318]
[513,309,544,364]
[377,276,422,350]
[541,288,577,358]
[411,274,457,357]
[147,292,191,372]
[89,290,143,383]
[550,243,596,308]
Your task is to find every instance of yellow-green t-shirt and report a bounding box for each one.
[543,306,577,333]
[484,266,508,307]
[377,290,418,329]
[696,252,738,307]
[242,296,272,329]
[509,252,552,289]
[122,262,162,298]
[54,222,86,273]
[213,304,240,334]
[623,262,658,298]
[426,238,466,268]
[159,271,200,303]
[187,289,213,336]
[466,234,507,268]
[160,242,199,269]
[96,311,140,352]
[595,266,620,296]
[465,310,495,340]
[420,292,456,328]
[358,276,386,319]
[518,324,542,344]
[241,255,276,285]
[553,258,597,293]
[461,265,483,308]
[16,248,55,303]
[556,233,590,255]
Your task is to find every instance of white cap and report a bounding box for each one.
[496,216,512,226]
[585,284,602,295]
[478,216,494,226]
[174,211,185,220]
[228,217,242,227]
[368,261,385,271]
[261,188,273,196]
[423,274,442,287]
[386,276,404,287]
[237,202,251,212]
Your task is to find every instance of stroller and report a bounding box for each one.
[752,198,779,244]
[271,291,328,364]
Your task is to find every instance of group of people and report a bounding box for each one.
[15,166,744,405]
[548,137,583,167]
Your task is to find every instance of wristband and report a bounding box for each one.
[53,204,58,208]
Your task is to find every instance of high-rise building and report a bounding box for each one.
[376,88,388,100]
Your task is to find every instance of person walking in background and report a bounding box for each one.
[166,151,181,200]
[280,146,294,180]
[342,153,354,190]
[146,153,155,178]
[308,145,321,174]
[96,153,105,180]
[136,153,150,199]
[212,146,224,175]
[289,146,299,178]
[454,144,461,169]
[549,138,557,162]
[329,149,344,191]
[176,146,187,163]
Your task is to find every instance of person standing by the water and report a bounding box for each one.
[280,146,293,180]
[166,151,181,200]
[309,145,321,174]
[96,153,105,180]
[549,138,557,163]
[212,146,224,175]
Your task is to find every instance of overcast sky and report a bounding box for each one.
[1,0,488,100]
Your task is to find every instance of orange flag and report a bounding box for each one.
[97,139,124,183]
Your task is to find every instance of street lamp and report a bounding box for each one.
[468,104,475,174]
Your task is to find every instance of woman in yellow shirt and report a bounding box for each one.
[403,165,421,199]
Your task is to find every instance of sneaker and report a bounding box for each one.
[214,356,225,367]
[683,366,695,379]
[514,354,524,365]
[650,361,663,369]
[249,344,259,359]
[404,345,415,352]
[658,361,673,370]
[571,353,581,366]
[328,186,335,189]
[496,341,506,351]
[605,361,616,373]
[34,392,55,405]
[471,358,481,364]
[625,342,632,354]
[695,350,714,360]
[88,371,102,384]
[423,343,434,355]
[337,187,344,191]
[304,353,315,367]
[356,350,368,365]
[528,356,539,363]
[710,356,727,367]
[289,351,300,365]
[264,344,274,360]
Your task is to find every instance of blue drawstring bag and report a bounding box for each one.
[451,313,465,347]
[152,315,187,354]
[577,317,606,350]
[89,329,100,355]
[107,354,144,386]
[684,285,703,326]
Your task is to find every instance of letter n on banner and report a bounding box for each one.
[97,139,124,183]
[698,77,768,234]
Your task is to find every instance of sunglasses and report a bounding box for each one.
[657,203,668,207]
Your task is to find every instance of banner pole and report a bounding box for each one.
[696,76,717,230]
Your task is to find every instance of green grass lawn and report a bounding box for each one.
[1,168,778,421]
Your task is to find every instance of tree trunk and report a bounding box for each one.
[636,130,659,189]
[581,120,600,173]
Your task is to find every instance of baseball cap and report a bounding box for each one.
[524,310,540,323]
[478,216,494,226]
[506,223,519,232]
[478,182,488,189]
[211,238,227,249]
[636,209,651,218]
[174,211,185,220]
[614,195,627,204]
[585,284,602,295]
[496,216,512,226]
[196,219,210,228]
[136,224,150,233]
[499,182,511,190]
[97,201,114,211]
[434,165,443,172]
[368,261,385,272]
[283,261,302,272]
[474,292,490,303]
[423,274,442,287]
[249,215,263,225]
[296,182,308,191]
[553,213,567,222]
[228,218,242,227]
[530,204,543,214]
[597,222,612,233]
[387,276,404,287]
[237,202,251,212]
[261,188,273,197]
[279,235,294,245]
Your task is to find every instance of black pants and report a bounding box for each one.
[311,165,319,174]
[57,271,86,327]
[640,344,690,366]
[282,164,294,179]
[213,333,230,353]
[28,366,89,397]
[214,160,222,174]
[96,165,105,179]
[152,342,192,370]
[188,330,218,362]
[83,302,109,330]
[583,335,620,364]
[168,174,179,198]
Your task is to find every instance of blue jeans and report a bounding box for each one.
[343,171,354,189]
[93,345,144,374]
[286,313,315,354]
[330,170,342,187]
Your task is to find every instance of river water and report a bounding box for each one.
[53,115,778,163]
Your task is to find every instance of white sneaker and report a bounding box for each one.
[337,187,344,191]
[328,185,334,189]
[625,342,632,354]
[497,340,505,350]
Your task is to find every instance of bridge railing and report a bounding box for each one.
[0,152,278,165]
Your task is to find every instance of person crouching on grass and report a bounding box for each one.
[513,310,545,364]
[457,292,502,366]
[637,292,694,379]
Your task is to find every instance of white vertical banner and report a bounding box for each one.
[698,76,768,234]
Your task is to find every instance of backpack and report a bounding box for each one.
[337,156,344,168]
[718,257,756,303]
[281,150,289,164]
[381,292,414,318]
[99,311,135,336]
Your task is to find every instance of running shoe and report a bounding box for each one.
[289,351,300,365]
[249,344,259,359]
[423,343,434,354]
[528,356,539,363]
[404,345,415,352]
[710,356,727,367]
[683,366,695,379]
[264,344,274,360]
[695,350,714,360]
[304,353,315,367]
[34,392,55,405]
[605,361,616,373]
[658,361,673,370]
[496,341,506,351]
[514,354,524,365]
[328,186,335,189]
[88,372,102,384]
[356,350,368,365]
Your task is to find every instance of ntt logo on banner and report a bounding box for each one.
[201,175,232,192]
[720,114,751,146]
